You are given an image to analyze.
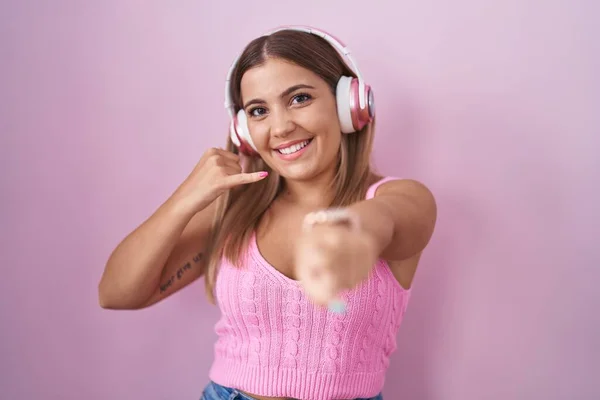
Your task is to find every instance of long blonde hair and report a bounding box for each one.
[204,30,378,303]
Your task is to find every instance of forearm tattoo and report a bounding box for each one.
[159,251,204,293]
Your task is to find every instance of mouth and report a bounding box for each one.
[273,138,313,160]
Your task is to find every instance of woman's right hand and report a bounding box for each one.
[99,146,264,310]
[173,147,268,213]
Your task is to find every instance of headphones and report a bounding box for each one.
[224,25,375,156]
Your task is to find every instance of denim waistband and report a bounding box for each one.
[200,381,383,400]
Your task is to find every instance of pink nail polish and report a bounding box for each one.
[259,171,269,178]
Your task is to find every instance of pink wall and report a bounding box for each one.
[1,1,598,399]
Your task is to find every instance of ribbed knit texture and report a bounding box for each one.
[208,177,411,400]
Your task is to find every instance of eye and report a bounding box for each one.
[248,107,267,118]
[291,93,312,105]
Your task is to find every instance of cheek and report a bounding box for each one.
[247,121,270,148]
[323,132,342,157]
[300,106,340,135]
[318,115,342,146]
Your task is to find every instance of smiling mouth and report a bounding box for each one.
[275,139,313,155]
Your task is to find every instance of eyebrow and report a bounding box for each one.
[243,84,316,109]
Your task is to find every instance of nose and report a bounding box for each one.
[269,108,295,138]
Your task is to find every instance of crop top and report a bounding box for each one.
[208,177,412,400]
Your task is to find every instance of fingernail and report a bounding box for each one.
[328,299,346,314]
[258,171,269,178]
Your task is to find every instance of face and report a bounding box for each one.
[239,57,342,181]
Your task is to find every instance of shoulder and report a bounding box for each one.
[366,175,435,203]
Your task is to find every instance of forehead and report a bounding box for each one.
[240,57,325,100]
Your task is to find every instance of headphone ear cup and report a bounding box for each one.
[234,109,259,155]
[336,76,375,134]
[336,76,355,134]
[230,119,242,147]
[351,79,375,131]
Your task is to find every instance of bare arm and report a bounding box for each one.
[347,178,437,262]
[293,178,437,305]
[98,196,214,310]
[98,148,269,310]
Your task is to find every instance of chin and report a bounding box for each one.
[276,165,320,181]
[273,158,337,183]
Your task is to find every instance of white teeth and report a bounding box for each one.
[277,140,310,155]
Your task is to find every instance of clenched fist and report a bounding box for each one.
[294,209,378,307]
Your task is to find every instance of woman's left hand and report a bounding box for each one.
[294,210,378,307]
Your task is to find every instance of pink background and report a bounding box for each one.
[1,1,598,399]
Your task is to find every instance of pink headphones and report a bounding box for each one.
[224,25,375,156]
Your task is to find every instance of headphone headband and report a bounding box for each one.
[224,25,367,117]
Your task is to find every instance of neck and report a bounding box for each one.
[279,167,337,208]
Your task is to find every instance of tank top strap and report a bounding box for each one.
[365,176,401,199]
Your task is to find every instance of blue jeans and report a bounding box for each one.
[201,381,383,400]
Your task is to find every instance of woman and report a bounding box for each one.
[98,26,437,400]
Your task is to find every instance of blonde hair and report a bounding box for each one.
[204,30,378,303]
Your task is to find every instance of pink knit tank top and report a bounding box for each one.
[208,177,411,400]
